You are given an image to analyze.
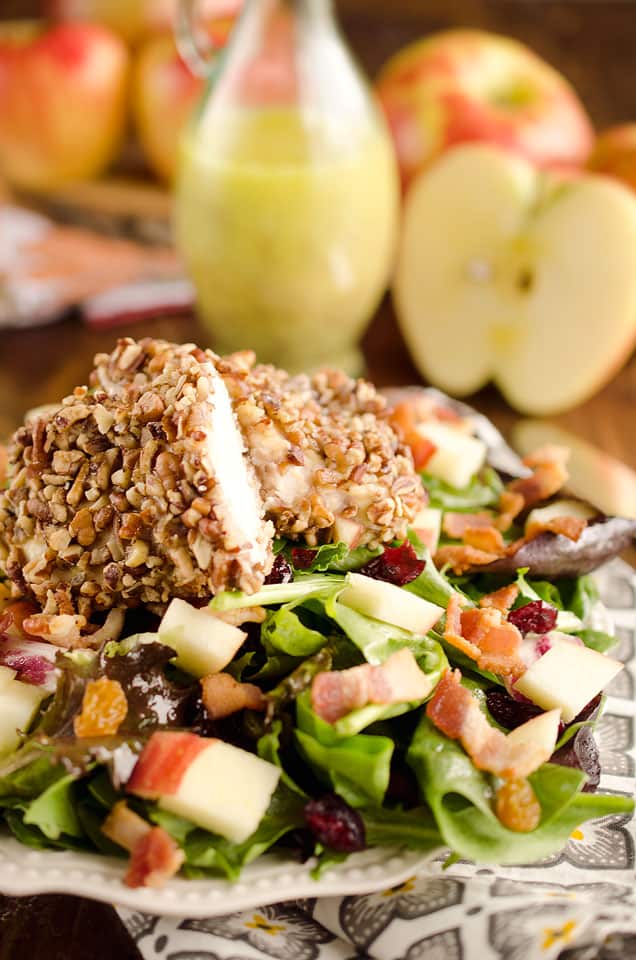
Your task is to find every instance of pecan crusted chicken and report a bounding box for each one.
[0,338,425,619]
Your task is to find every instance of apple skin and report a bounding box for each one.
[0,22,129,192]
[132,34,204,183]
[46,0,175,46]
[587,124,636,193]
[375,29,594,192]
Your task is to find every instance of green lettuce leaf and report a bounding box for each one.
[294,692,393,807]
[210,574,343,611]
[422,466,503,512]
[361,804,442,852]
[262,607,327,658]
[407,716,634,865]
[23,773,83,840]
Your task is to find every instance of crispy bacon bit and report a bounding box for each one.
[495,491,525,533]
[201,672,266,720]
[480,584,519,614]
[462,526,505,554]
[508,458,568,510]
[442,596,524,679]
[311,649,431,724]
[495,777,541,832]
[426,670,548,779]
[74,676,128,737]
[0,600,40,640]
[434,544,500,575]
[125,826,185,888]
[443,594,481,660]
[443,511,496,539]
[22,612,87,648]
[526,515,587,542]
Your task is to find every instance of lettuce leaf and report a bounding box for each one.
[151,783,306,882]
[22,773,83,840]
[421,466,503,512]
[294,692,393,807]
[407,716,634,864]
[262,607,327,658]
[361,804,442,852]
[210,574,343,611]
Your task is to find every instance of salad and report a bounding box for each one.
[0,337,633,890]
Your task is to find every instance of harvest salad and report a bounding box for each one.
[0,338,633,889]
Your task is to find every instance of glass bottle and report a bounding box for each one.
[175,0,399,374]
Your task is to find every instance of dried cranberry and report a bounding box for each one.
[551,727,601,792]
[304,793,366,853]
[265,554,293,584]
[290,548,316,571]
[486,688,543,730]
[507,600,558,636]
[359,542,425,587]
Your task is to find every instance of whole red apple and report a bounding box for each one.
[132,34,204,182]
[587,124,636,193]
[0,22,129,192]
[376,29,594,192]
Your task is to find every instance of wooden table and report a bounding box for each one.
[1,1,636,955]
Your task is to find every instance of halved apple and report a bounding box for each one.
[394,145,636,415]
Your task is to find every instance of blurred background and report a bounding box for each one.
[2,0,636,484]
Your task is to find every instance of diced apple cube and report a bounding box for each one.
[128,731,280,843]
[0,679,46,755]
[514,640,623,722]
[506,708,561,765]
[411,506,442,553]
[159,598,246,678]
[340,572,444,635]
[415,422,486,488]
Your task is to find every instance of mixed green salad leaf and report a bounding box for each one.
[0,427,632,889]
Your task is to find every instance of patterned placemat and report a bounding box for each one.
[118,558,636,960]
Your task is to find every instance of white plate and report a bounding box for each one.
[0,835,434,916]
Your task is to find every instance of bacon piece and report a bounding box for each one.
[508,458,568,510]
[311,649,431,724]
[0,600,40,640]
[480,584,519,614]
[443,593,481,660]
[201,672,266,720]
[434,544,500,575]
[426,669,548,779]
[442,511,495,538]
[442,596,524,679]
[495,491,525,532]
[526,515,587,542]
[463,526,505,554]
[102,801,152,852]
[125,827,184,889]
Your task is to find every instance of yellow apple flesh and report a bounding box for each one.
[376,29,594,193]
[0,22,129,192]
[394,144,636,415]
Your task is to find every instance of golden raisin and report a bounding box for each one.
[495,777,541,833]
[74,677,128,738]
